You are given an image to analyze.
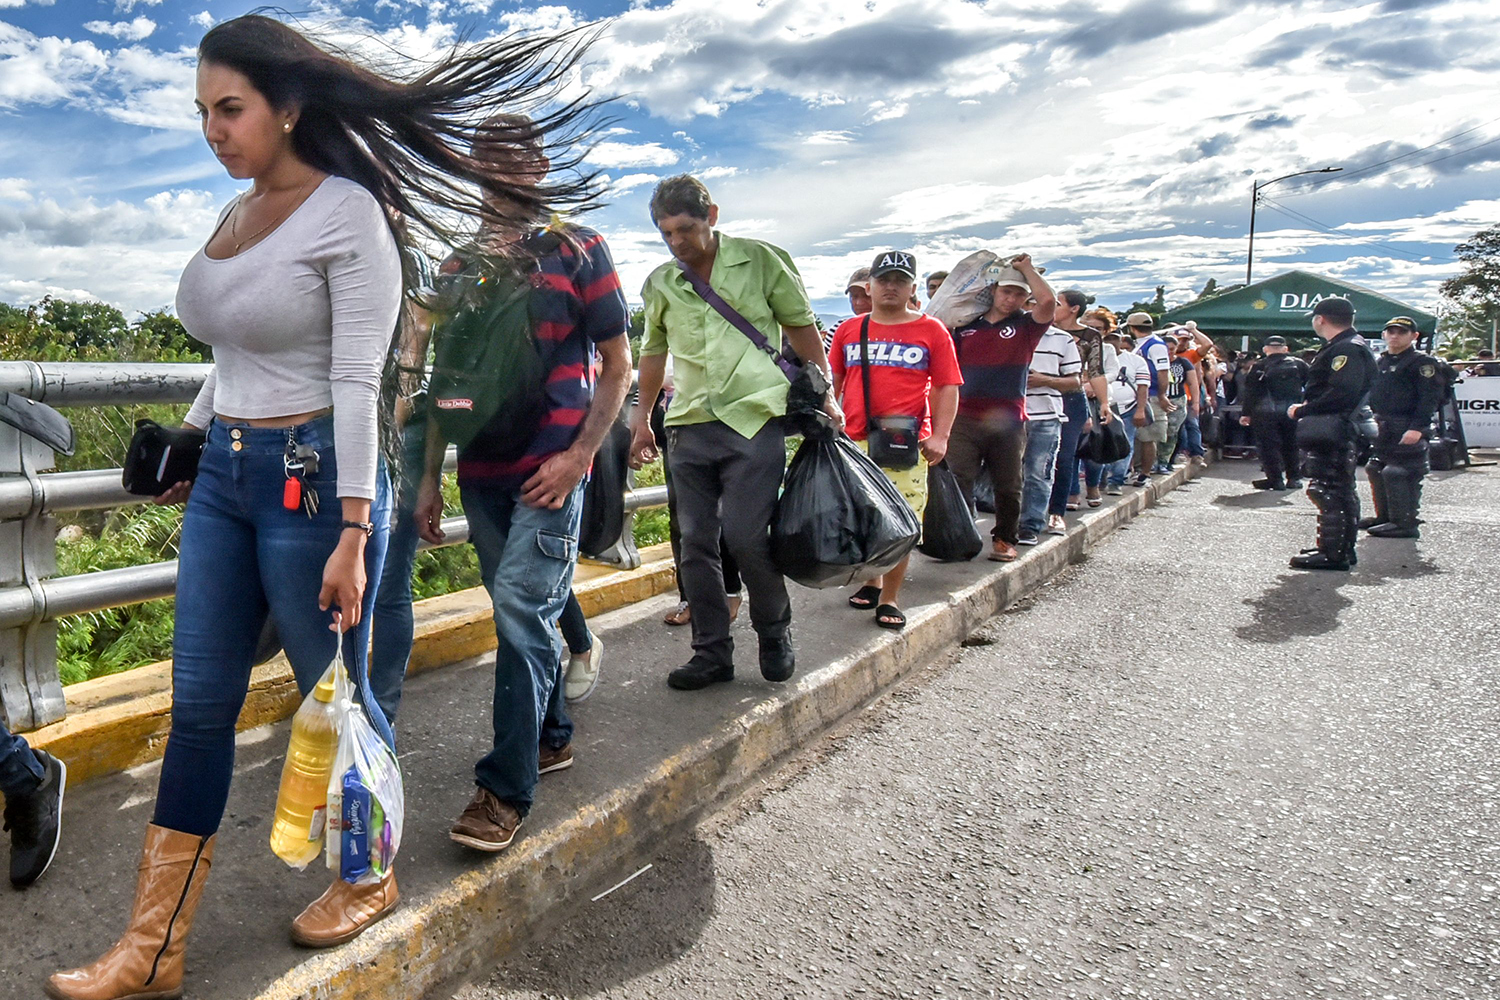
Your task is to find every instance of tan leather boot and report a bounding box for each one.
[290,871,398,948]
[46,824,215,1000]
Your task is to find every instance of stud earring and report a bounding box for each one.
[283,122,292,132]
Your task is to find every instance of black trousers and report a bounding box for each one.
[1252,408,1299,483]
[1366,423,1429,527]
[666,420,791,668]
[652,393,741,601]
[1300,439,1360,558]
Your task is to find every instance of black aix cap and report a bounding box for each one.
[870,249,917,279]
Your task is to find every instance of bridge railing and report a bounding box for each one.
[0,361,664,731]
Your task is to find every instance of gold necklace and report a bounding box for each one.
[229,175,316,255]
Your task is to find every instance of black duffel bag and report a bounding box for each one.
[917,461,983,562]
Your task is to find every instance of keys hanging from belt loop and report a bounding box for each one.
[282,429,321,518]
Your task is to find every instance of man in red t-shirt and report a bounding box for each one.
[831,249,962,630]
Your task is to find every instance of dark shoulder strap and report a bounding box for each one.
[676,260,797,381]
[859,315,874,423]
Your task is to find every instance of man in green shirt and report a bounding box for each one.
[630,174,834,691]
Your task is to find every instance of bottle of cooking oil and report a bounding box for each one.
[269,674,340,868]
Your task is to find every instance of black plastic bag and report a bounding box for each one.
[1199,411,1223,448]
[579,416,631,558]
[772,432,921,589]
[917,461,983,562]
[1076,415,1130,464]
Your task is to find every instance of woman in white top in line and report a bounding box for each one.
[47,15,609,1000]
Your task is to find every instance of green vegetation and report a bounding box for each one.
[5,297,667,684]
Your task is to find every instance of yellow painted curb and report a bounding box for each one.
[29,543,676,786]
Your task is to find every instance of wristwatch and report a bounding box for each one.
[341,519,375,537]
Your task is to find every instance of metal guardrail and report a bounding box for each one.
[0,361,663,731]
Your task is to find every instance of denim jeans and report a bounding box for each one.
[1019,418,1062,535]
[155,415,392,837]
[0,722,42,797]
[1107,406,1140,486]
[369,416,428,726]
[558,590,592,655]
[459,478,583,815]
[1049,392,1089,516]
[1181,410,1206,458]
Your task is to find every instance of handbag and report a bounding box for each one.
[859,317,921,470]
[122,419,206,496]
[1075,404,1131,464]
[1294,412,1351,449]
[1200,410,1223,448]
[675,261,833,436]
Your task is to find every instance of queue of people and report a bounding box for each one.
[8,14,1454,1000]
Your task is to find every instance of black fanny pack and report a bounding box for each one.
[122,419,207,496]
[1294,412,1351,450]
[860,316,921,470]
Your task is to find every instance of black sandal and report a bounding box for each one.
[874,604,907,630]
[848,585,882,610]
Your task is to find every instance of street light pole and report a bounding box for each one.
[1245,166,1343,286]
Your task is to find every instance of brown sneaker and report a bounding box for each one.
[449,787,522,852]
[988,540,1018,562]
[538,743,574,775]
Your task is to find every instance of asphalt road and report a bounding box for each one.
[457,459,1500,1000]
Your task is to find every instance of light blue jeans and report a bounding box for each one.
[1019,418,1062,535]
[459,478,583,816]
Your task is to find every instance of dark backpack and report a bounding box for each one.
[426,247,550,453]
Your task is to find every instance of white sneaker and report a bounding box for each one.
[1046,514,1067,536]
[565,632,603,703]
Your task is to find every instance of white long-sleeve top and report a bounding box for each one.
[178,176,402,499]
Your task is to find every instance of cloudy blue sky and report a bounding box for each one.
[1,0,1497,322]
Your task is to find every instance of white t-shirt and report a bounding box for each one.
[1025,327,1083,421]
[1110,352,1150,411]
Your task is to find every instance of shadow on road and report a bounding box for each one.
[469,835,717,997]
[1211,488,1299,510]
[1236,541,1440,643]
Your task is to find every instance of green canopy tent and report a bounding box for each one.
[1160,270,1436,340]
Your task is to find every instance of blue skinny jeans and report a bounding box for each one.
[369,418,428,726]
[1019,418,1062,535]
[1050,392,1090,515]
[154,416,392,838]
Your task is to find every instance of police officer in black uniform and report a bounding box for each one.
[1287,297,1377,571]
[1239,336,1309,490]
[1359,316,1442,538]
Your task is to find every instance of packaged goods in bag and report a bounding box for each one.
[772,430,921,589]
[917,461,983,562]
[924,251,1000,331]
[324,643,404,885]
[269,664,340,869]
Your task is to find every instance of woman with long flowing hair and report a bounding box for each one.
[46,14,605,1000]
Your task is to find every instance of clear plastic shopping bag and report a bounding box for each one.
[324,639,405,885]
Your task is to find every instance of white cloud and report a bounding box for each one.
[866,100,908,123]
[83,18,157,42]
[607,172,660,193]
[803,130,855,145]
[189,12,213,30]
[0,22,107,107]
[697,166,738,179]
[498,5,583,33]
[585,140,681,168]
[112,0,161,11]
